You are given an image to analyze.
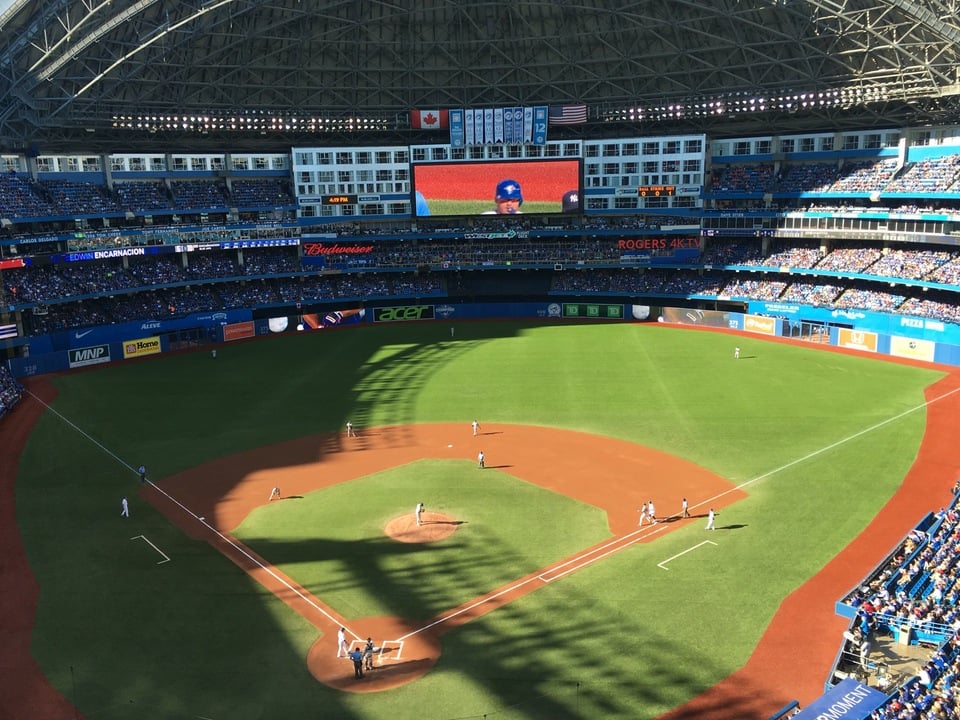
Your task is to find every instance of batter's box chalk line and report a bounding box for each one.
[379,639,404,662]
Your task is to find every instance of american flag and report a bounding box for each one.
[548,104,588,125]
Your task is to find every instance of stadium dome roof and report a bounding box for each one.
[1,0,959,151]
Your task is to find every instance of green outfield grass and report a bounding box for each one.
[16,321,944,719]
[235,460,610,620]
[423,199,559,215]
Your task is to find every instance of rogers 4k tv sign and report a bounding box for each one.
[373,305,436,323]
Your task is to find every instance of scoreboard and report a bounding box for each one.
[562,303,623,319]
[638,185,676,197]
[321,194,358,205]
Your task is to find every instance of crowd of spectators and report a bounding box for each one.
[827,159,899,194]
[834,283,906,312]
[834,487,960,719]
[777,279,843,306]
[898,293,960,325]
[865,248,956,281]
[5,237,960,332]
[0,364,22,418]
[885,155,960,195]
[815,245,883,273]
[710,164,775,193]
[869,633,960,720]
[229,179,294,208]
[168,181,230,211]
[43,181,122,216]
[776,162,840,193]
[704,156,960,199]
[698,239,764,266]
[0,176,299,220]
[702,157,960,197]
[22,272,446,334]
[113,181,172,212]
[720,277,787,300]
[0,174,54,218]
[762,240,822,268]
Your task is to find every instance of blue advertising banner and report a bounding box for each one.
[747,301,960,345]
[793,678,888,720]
[49,309,252,350]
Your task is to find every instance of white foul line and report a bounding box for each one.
[404,384,960,638]
[130,534,171,564]
[657,540,717,570]
[399,524,668,640]
[23,389,359,643]
[684,384,960,516]
[539,524,668,582]
[24,382,960,645]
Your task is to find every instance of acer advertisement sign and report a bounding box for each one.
[372,305,436,323]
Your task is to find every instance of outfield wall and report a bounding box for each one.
[7,300,960,377]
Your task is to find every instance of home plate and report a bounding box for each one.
[447,444,453,448]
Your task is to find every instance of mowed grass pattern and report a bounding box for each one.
[234,460,609,619]
[16,321,944,719]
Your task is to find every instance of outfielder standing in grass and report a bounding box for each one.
[478,450,485,468]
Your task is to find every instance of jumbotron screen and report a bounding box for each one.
[412,159,581,216]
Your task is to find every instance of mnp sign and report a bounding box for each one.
[793,679,887,720]
[68,344,111,368]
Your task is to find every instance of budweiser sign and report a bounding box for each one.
[301,242,375,256]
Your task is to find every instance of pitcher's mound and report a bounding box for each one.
[385,513,459,543]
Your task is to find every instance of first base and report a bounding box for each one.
[447,444,453,448]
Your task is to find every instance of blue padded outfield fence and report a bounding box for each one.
[7,300,960,378]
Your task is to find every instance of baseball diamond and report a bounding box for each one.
[3,2,960,718]
[146,423,747,692]
[2,322,958,720]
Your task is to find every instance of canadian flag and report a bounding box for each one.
[411,109,449,130]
